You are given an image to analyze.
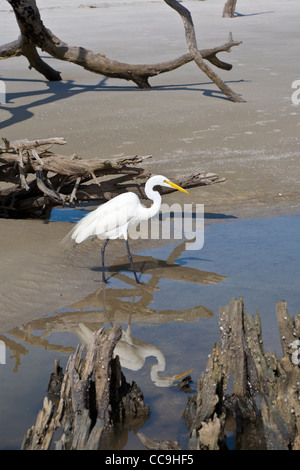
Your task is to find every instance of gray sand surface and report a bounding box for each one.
[0,0,300,331]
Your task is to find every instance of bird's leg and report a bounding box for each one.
[125,239,140,284]
[101,238,110,283]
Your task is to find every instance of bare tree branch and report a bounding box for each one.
[164,0,245,102]
[2,0,244,100]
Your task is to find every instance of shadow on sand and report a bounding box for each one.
[0,75,248,130]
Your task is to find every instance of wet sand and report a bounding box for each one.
[1,0,300,332]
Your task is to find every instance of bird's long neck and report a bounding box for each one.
[144,181,162,219]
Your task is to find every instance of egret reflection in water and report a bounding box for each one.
[1,241,226,378]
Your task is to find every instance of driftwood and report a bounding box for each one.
[137,432,181,451]
[0,137,225,218]
[223,0,238,18]
[183,298,300,450]
[21,297,300,450]
[21,324,150,450]
[2,0,244,102]
[164,1,244,102]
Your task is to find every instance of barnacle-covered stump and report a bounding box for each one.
[0,137,225,218]
[184,298,300,450]
[21,325,150,450]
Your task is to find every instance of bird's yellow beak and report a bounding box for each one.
[165,180,190,194]
[173,368,194,381]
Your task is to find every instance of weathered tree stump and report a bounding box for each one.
[0,137,225,218]
[22,298,300,450]
[21,325,150,450]
[183,298,300,450]
[223,0,238,18]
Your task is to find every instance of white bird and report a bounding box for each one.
[76,322,193,387]
[62,175,189,283]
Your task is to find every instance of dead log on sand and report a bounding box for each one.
[0,137,225,218]
[183,298,300,450]
[3,0,244,101]
[21,324,150,450]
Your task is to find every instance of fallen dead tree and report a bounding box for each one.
[22,325,150,450]
[21,298,300,450]
[223,0,238,18]
[2,0,245,102]
[0,137,225,218]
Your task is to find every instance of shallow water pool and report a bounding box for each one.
[0,214,299,449]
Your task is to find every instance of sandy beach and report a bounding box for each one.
[1,0,300,330]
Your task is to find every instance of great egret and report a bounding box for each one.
[63,175,189,283]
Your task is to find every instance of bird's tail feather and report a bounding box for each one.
[60,224,77,250]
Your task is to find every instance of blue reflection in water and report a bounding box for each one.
[136,215,300,341]
[0,214,299,449]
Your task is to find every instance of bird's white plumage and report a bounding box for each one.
[61,175,189,283]
[70,192,142,243]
